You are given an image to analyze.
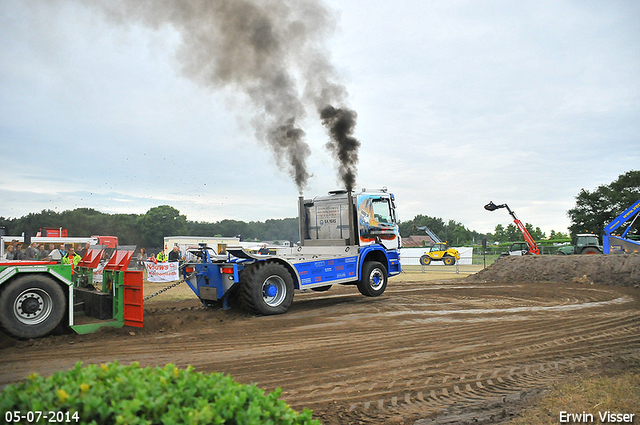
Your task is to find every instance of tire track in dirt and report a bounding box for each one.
[148,283,640,419]
[1,281,639,425]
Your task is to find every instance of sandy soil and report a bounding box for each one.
[1,257,639,424]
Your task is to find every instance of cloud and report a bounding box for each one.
[1,0,639,236]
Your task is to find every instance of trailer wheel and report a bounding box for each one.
[0,275,66,339]
[357,261,388,297]
[419,255,431,266]
[240,262,294,315]
[443,256,456,266]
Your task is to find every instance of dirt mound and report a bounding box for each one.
[467,254,640,287]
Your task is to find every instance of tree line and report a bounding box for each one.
[1,170,637,248]
[0,205,560,249]
[0,205,299,248]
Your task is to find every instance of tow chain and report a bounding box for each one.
[143,272,195,301]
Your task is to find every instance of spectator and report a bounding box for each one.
[79,242,91,258]
[25,242,38,260]
[138,248,148,265]
[156,250,168,262]
[62,246,82,273]
[258,244,269,255]
[47,244,62,261]
[168,245,181,262]
[38,244,49,260]
[15,244,26,260]
[3,245,15,260]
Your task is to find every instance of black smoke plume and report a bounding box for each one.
[84,0,358,193]
[320,105,360,191]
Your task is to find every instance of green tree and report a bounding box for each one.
[137,205,187,247]
[567,170,640,237]
[493,224,506,242]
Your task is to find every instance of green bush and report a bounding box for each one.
[1,362,320,425]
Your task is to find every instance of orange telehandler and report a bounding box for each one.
[484,201,540,256]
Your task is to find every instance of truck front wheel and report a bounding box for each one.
[581,247,600,254]
[240,262,294,315]
[357,261,388,297]
[419,255,431,266]
[443,256,456,266]
[0,275,66,339]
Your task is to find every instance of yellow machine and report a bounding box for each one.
[419,242,460,266]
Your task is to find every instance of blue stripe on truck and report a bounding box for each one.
[294,256,358,285]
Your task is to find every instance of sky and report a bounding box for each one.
[1,0,638,236]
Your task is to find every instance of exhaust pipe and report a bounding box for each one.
[347,190,356,246]
[298,196,306,247]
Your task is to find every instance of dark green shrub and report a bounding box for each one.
[1,361,320,425]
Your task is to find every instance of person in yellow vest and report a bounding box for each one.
[156,250,168,262]
[62,246,82,274]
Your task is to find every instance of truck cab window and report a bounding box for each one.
[372,199,392,224]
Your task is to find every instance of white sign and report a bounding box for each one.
[144,261,180,282]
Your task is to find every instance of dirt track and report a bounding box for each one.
[1,257,640,424]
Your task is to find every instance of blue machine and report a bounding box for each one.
[603,198,640,254]
[182,189,402,315]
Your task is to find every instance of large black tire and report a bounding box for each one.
[239,262,294,315]
[0,275,66,339]
[419,255,431,266]
[443,256,456,266]
[357,261,388,297]
[581,247,600,255]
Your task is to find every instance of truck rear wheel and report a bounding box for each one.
[239,262,294,315]
[581,247,600,254]
[443,256,456,266]
[357,261,388,297]
[0,275,66,339]
[419,255,431,266]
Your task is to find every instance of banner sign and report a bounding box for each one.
[144,261,180,282]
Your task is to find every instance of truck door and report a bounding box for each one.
[356,195,400,250]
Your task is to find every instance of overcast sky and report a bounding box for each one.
[1,0,638,237]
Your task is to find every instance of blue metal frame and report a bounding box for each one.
[604,198,640,254]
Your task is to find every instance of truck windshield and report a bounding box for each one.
[372,199,393,224]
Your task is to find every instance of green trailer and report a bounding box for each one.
[0,246,143,339]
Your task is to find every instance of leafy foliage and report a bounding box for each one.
[567,170,640,237]
[136,205,187,247]
[491,223,545,243]
[0,361,319,425]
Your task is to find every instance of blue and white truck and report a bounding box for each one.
[183,188,402,315]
